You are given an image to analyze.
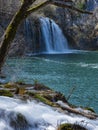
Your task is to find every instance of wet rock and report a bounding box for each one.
[10,113,30,130]
[53,92,67,103]
[58,123,87,130]
[0,89,13,97]
[0,82,97,120]
[34,82,51,91]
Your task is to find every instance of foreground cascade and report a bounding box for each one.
[25,17,69,54]
[0,82,98,130]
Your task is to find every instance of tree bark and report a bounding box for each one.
[0,1,34,71]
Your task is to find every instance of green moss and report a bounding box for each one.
[0,89,13,97]
[85,107,95,113]
[58,123,87,130]
[35,94,55,106]
[4,82,17,88]
[43,94,54,102]
[27,91,55,106]
[58,123,72,130]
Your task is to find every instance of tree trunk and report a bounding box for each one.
[0,2,30,71]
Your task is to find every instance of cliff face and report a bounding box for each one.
[0,0,27,56]
[56,1,98,50]
[0,0,20,13]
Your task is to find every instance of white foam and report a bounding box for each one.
[0,96,98,130]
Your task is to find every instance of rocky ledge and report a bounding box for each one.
[0,81,98,130]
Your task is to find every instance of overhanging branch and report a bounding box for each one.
[26,1,51,15]
[51,1,93,14]
[26,0,93,16]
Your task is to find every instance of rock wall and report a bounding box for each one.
[56,1,98,50]
[0,0,20,13]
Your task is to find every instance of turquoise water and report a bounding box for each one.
[5,51,98,113]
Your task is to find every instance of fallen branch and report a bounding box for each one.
[57,102,98,119]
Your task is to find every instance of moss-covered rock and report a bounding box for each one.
[4,82,18,88]
[58,123,87,130]
[85,107,95,113]
[27,91,56,106]
[0,82,97,120]
[0,89,13,97]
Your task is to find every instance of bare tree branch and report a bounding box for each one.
[26,0,93,16]
[26,1,51,15]
[51,1,93,14]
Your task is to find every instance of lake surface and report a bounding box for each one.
[5,51,98,113]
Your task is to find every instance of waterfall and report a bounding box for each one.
[24,17,69,55]
[39,17,68,54]
[0,96,98,130]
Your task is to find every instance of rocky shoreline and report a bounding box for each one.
[0,81,98,130]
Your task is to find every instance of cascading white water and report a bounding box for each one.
[40,17,69,54]
[24,17,69,55]
[0,96,98,130]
